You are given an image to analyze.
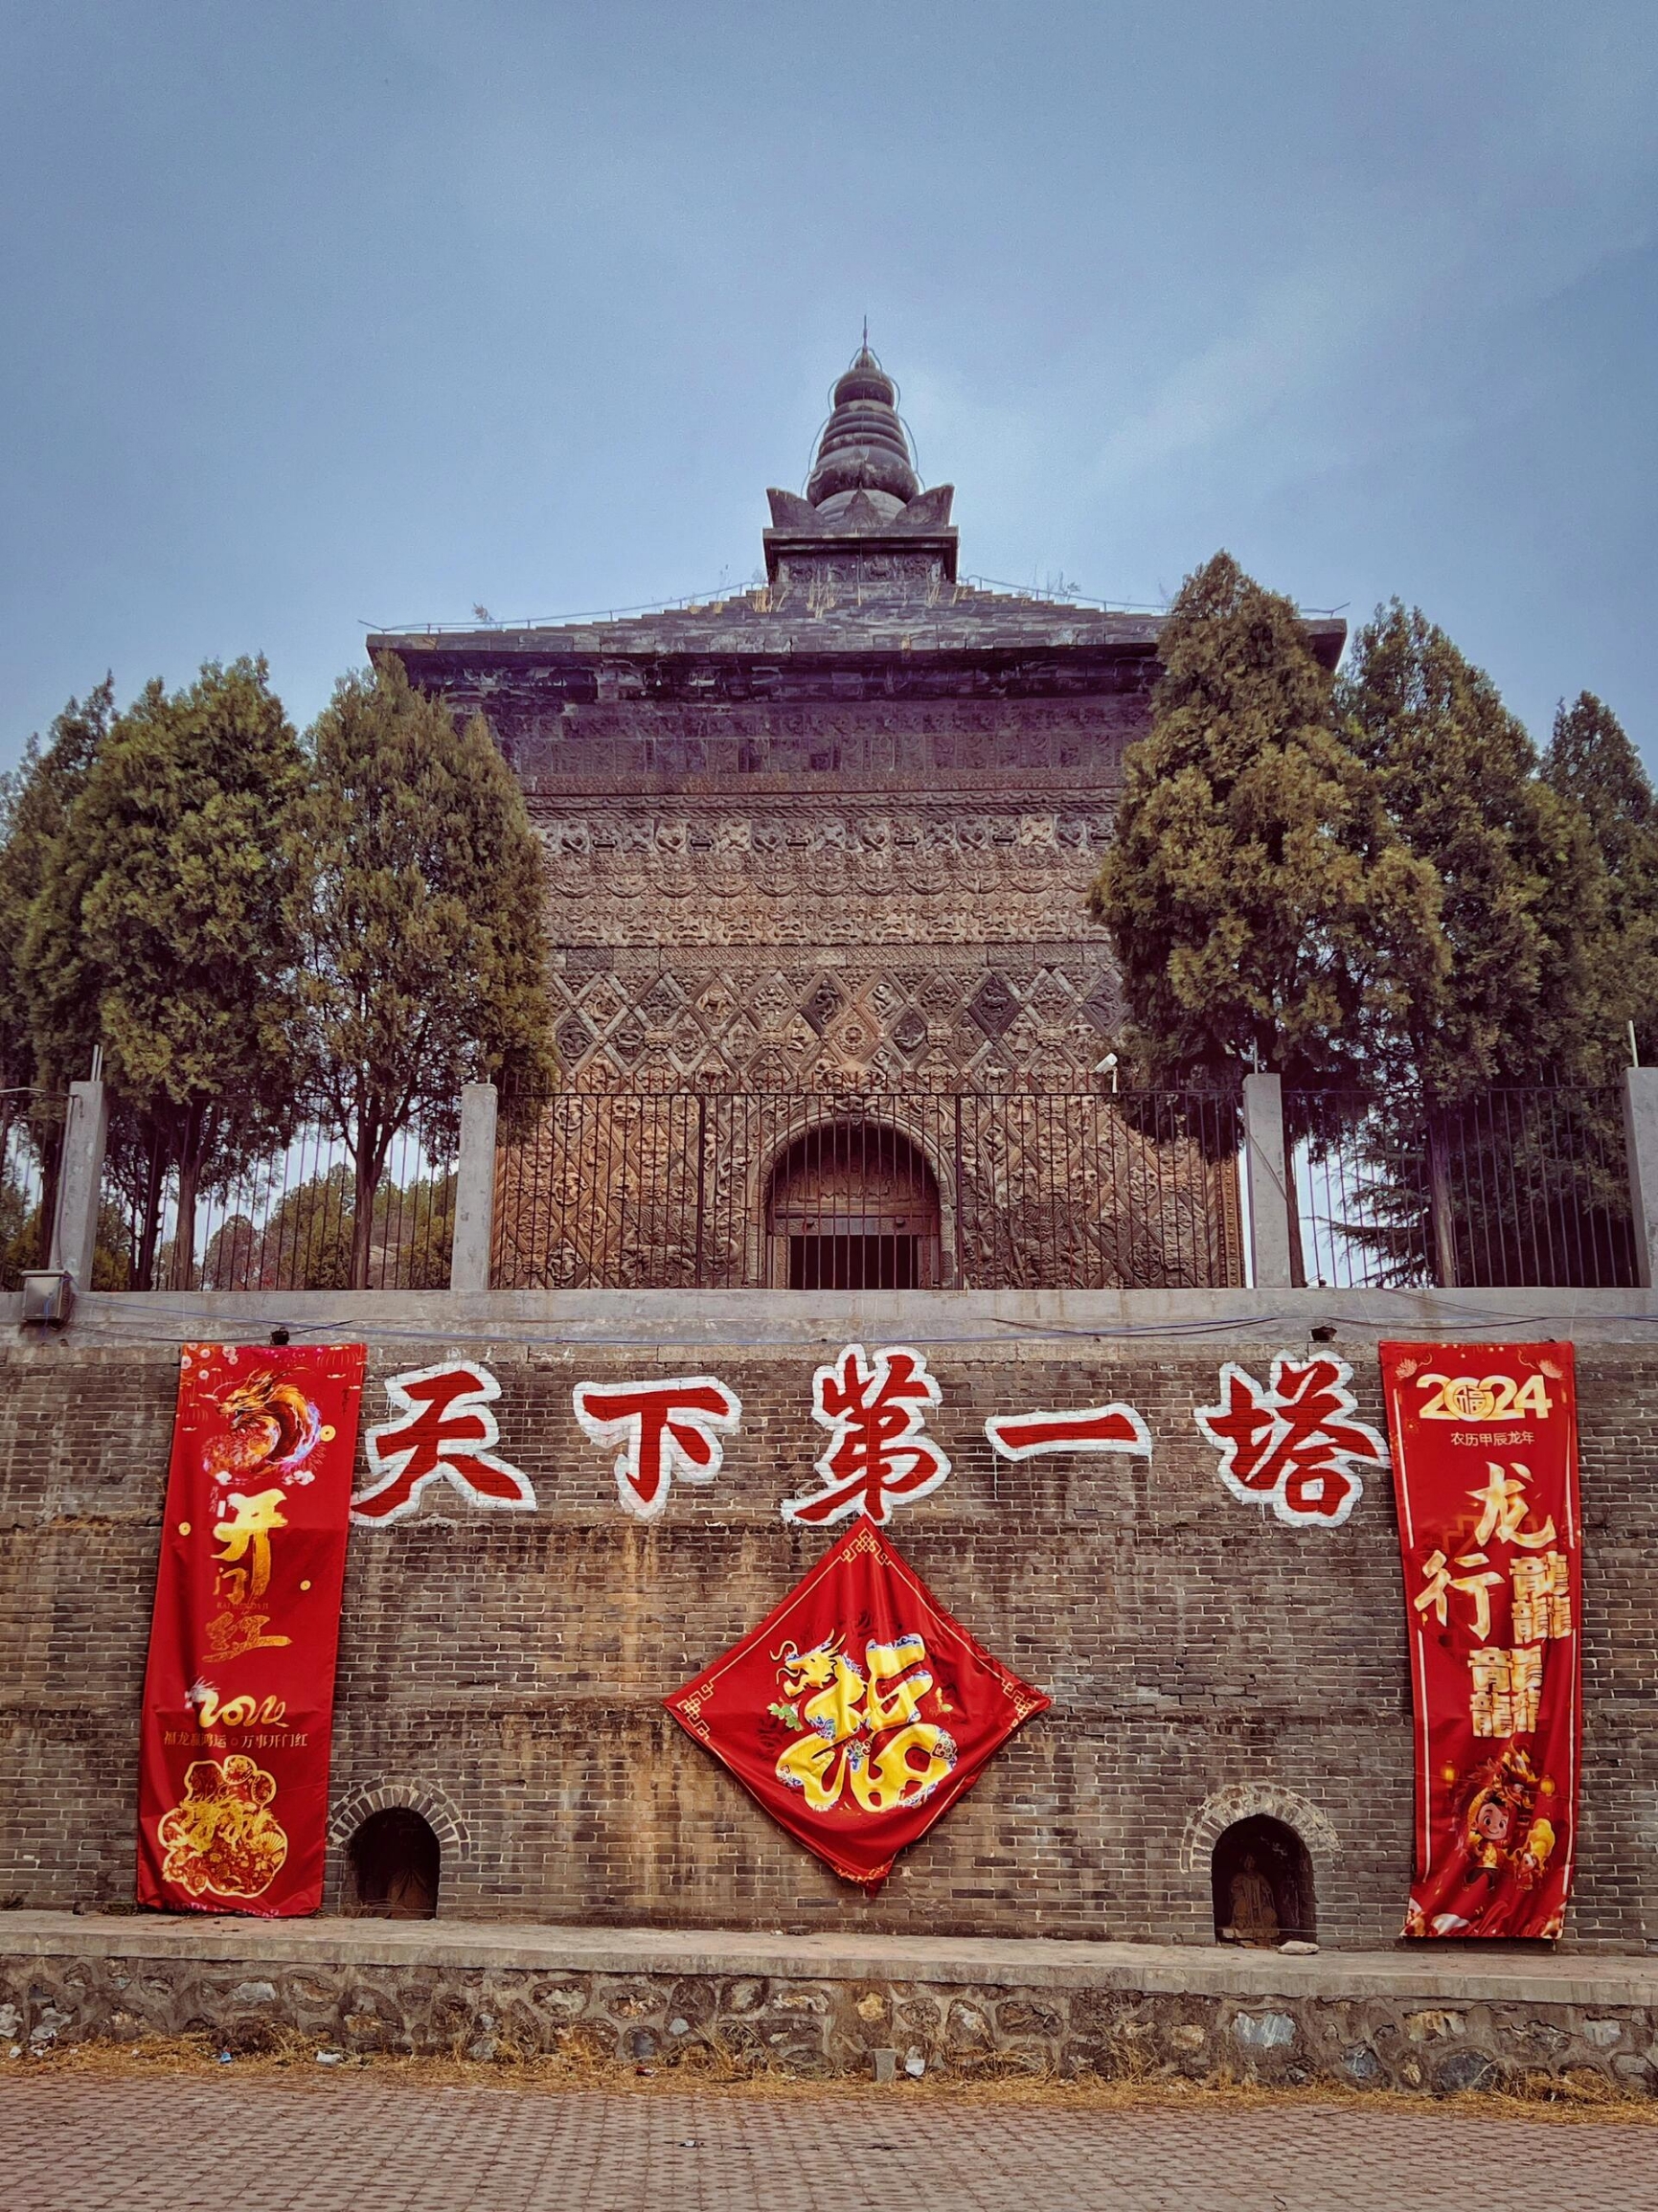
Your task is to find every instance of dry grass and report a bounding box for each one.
[10,2029,1657,2128]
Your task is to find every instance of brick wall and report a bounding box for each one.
[2,1316,1654,1950]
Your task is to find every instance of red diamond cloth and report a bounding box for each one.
[665,1520,1050,1887]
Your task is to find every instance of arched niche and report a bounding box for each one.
[1211,1813,1316,1946]
[764,1118,942,1288]
[347,1807,441,1919]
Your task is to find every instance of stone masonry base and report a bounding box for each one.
[3,1916,1655,2098]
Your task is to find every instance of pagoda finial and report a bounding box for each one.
[804,340,919,509]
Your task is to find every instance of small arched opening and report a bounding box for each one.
[1212,1814,1315,1946]
[765,1120,942,1288]
[348,1808,441,1918]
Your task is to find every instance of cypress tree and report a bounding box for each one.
[288,660,556,1289]
[1338,606,1624,1101]
[0,682,113,1274]
[22,659,306,1284]
[1090,552,1445,1090]
[0,680,112,1093]
[1543,691,1658,1060]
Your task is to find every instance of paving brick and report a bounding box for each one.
[4,2069,1656,2211]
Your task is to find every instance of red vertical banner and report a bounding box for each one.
[137,1341,366,1916]
[1379,1341,1581,1940]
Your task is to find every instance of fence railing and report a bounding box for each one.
[1286,1086,1636,1290]
[491,1089,1244,1291]
[0,1090,66,1288]
[23,1076,1642,1299]
[98,1113,458,1291]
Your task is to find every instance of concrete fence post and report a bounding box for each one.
[1241,1072,1294,1290]
[48,1079,109,1288]
[449,1082,499,1293]
[1622,1066,1658,1289]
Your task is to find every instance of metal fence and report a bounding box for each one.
[99,1113,458,1291]
[1287,1086,1636,1290]
[0,1090,66,1288]
[491,1089,1244,1291]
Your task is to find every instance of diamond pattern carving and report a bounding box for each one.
[580,977,630,1029]
[669,1015,707,1066]
[1081,978,1124,1035]
[637,973,685,1027]
[828,1013,878,1062]
[892,1007,929,1057]
[543,950,1124,1084]
[861,976,907,1026]
[750,971,796,1028]
[1026,968,1077,1023]
[967,972,1021,1040]
[801,976,845,1035]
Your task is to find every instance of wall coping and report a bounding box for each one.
[8,1284,1658,1352]
[5,1913,1654,2010]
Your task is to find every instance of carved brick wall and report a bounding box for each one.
[514,707,1141,1091]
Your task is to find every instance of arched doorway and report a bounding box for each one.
[348,1808,441,1918]
[765,1121,943,1288]
[1212,1814,1315,1946]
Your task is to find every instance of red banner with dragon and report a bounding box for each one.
[665,1520,1049,1887]
[1380,1341,1581,1940]
[137,1342,366,1916]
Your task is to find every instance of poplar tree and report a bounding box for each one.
[1090,552,1445,1089]
[288,660,556,1289]
[1542,692,1658,1059]
[22,659,306,1284]
[1338,607,1624,1101]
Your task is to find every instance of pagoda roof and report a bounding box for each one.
[370,584,1346,670]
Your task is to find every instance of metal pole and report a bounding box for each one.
[953,1091,965,1290]
[693,1093,707,1288]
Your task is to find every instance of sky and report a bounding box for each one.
[2,1,1654,771]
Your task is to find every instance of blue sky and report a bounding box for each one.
[2,2,1653,768]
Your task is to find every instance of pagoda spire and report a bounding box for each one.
[805,341,920,510]
[762,341,956,590]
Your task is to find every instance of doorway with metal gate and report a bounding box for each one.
[764,1120,943,1289]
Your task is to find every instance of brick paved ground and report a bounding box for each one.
[2,2071,1656,2211]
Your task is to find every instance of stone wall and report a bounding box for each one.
[4,1924,1654,2094]
[2,1297,1655,1951]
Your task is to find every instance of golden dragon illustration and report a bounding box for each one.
[770,1630,958,1816]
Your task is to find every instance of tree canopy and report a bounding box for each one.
[1338,607,1626,1103]
[1089,552,1445,1089]
[287,659,556,1286]
[1542,691,1658,1060]
[20,658,307,1279]
[0,679,112,1094]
